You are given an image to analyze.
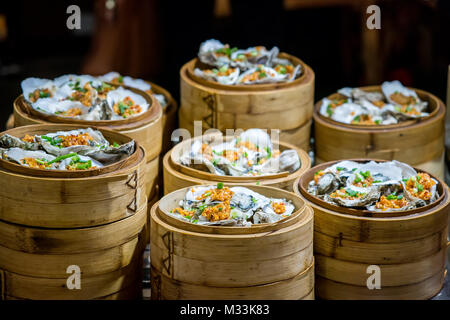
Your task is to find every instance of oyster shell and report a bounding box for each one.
[237,65,288,84]
[58,154,104,170]
[21,78,55,102]
[381,80,428,119]
[3,148,57,169]
[35,128,109,157]
[194,66,240,85]
[230,46,279,70]
[86,140,135,164]
[198,39,231,67]
[325,186,381,208]
[0,134,40,150]
[106,87,149,120]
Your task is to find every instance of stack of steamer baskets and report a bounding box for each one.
[12,81,168,212]
[179,51,315,152]
[163,131,311,195]
[150,185,314,300]
[294,160,450,300]
[0,124,147,300]
[314,85,446,179]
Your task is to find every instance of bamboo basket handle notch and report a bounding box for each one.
[126,170,138,213]
[202,93,216,128]
[162,231,174,277]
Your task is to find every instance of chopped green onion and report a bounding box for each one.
[47,152,78,164]
[217,182,224,189]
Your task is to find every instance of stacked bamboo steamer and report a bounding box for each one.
[12,84,163,204]
[179,53,315,152]
[314,86,446,179]
[163,132,311,194]
[150,185,314,300]
[294,160,450,300]
[0,124,148,300]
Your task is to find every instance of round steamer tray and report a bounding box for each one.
[187,52,307,91]
[296,159,447,218]
[168,131,310,183]
[315,86,440,129]
[157,184,308,235]
[16,83,159,128]
[0,124,142,178]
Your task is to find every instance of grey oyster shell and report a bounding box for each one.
[0,134,40,150]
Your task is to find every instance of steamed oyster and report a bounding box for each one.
[86,140,135,164]
[58,154,103,171]
[230,46,279,70]
[35,128,109,157]
[2,148,57,169]
[194,65,240,85]
[21,78,56,103]
[168,184,295,226]
[106,87,149,120]
[179,129,301,177]
[0,134,40,150]
[99,72,168,108]
[198,39,233,68]
[237,65,289,84]
[308,160,439,212]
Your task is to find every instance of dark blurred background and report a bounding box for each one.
[0,0,449,130]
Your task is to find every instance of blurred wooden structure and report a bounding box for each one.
[215,0,382,83]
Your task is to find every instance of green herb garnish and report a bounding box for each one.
[47,152,78,164]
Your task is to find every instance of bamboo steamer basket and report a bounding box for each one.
[314,86,446,179]
[12,83,163,198]
[163,132,311,195]
[293,159,450,300]
[150,185,314,300]
[0,126,148,300]
[0,124,147,228]
[179,53,315,151]
[0,207,146,300]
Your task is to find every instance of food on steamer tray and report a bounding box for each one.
[319,80,429,125]
[99,72,168,108]
[0,128,134,171]
[21,74,153,121]
[168,183,295,226]
[179,129,301,177]
[308,160,439,212]
[193,39,302,85]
